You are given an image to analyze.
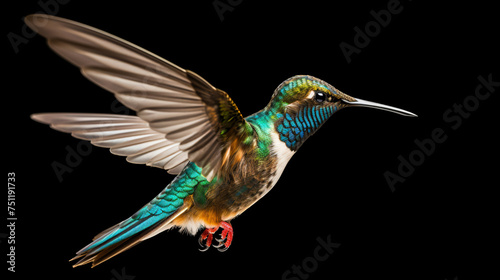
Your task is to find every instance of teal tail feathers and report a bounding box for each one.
[71,176,197,267]
[71,203,188,268]
[70,162,204,267]
[71,209,186,268]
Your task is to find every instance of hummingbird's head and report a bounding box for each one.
[267,75,416,151]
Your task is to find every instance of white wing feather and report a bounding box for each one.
[32,113,188,174]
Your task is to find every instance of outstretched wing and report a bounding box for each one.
[26,14,251,181]
[31,113,189,174]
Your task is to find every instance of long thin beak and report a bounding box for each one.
[342,98,417,117]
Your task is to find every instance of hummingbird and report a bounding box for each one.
[25,14,416,268]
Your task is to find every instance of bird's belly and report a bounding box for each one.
[221,181,275,220]
[175,178,276,235]
[184,169,284,229]
[178,131,295,231]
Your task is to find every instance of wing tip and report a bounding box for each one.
[30,113,51,124]
[24,13,55,30]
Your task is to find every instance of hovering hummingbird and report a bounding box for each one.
[26,14,416,267]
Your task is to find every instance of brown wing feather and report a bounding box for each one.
[25,14,254,181]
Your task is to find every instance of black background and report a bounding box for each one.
[3,1,498,279]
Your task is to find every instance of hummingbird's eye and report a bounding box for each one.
[314,91,327,103]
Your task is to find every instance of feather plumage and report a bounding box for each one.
[25,13,252,181]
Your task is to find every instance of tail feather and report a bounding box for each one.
[92,223,120,242]
[70,162,201,267]
[76,214,157,255]
[72,205,189,268]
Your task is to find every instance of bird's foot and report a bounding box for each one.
[198,227,217,251]
[213,221,233,252]
[198,221,233,252]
